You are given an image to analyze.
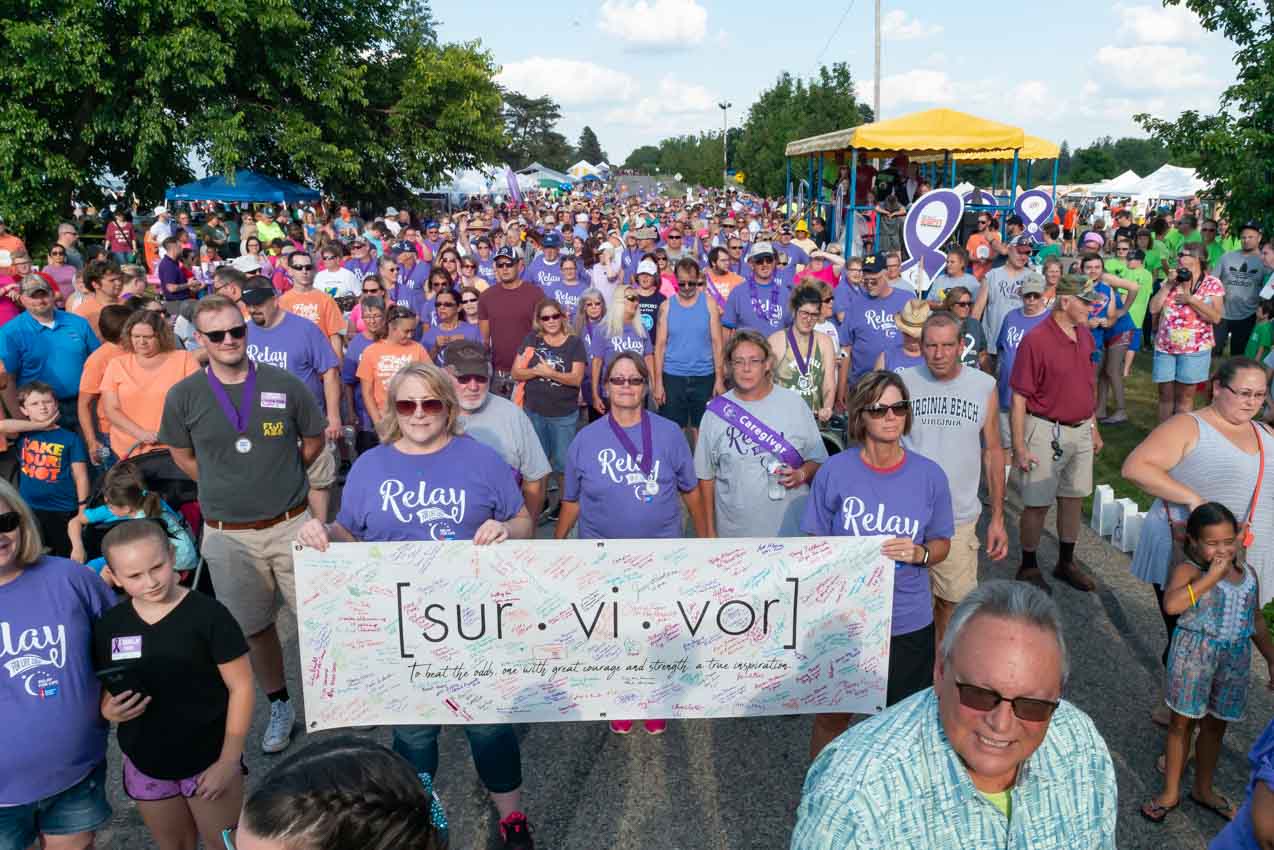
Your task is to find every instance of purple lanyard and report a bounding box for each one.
[750,280,780,326]
[704,275,726,310]
[607,410,653,476]
[786,327,813,375]
[206,362,256,434]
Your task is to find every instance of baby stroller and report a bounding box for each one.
[80,447,210,594]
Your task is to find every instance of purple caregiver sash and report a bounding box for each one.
[705,395,804,467]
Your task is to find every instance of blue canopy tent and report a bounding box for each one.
[165,170,320,203]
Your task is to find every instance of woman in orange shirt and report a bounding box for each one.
[100,310,200,458]
[356,305,431,428]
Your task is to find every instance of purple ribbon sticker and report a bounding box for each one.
[1014,189,1055,243]
[900,189,965,281]
[705,396,804,468]
[504,165,522,206]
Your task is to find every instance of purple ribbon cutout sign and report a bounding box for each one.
[1014,189,1055,243]
[503,165,522,207]
[962,188,997,207]
[900,188,965,281]
[706,396,804,468]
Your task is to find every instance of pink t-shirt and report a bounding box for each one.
[1155,274,1225,355]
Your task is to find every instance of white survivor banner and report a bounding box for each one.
[294,536,894,729]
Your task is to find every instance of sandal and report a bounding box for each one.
[1189,793,1237,822]
[1140,798,1178,823]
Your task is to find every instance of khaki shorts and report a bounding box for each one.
[929,520,979,603]
[306,443,337,490]
[1016,414,1094,507]
[202,509,311,636]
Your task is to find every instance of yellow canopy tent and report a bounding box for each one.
[912,134,1059,163]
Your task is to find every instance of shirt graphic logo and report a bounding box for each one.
[596,449,662,501]
[379,479,467,540]
[21,438,65,483]
[840,496,920,538]
[1,621,67,697]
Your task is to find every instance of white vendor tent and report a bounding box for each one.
[568,160,599,179]
[1127,164,1208,200]
[1087,170,1142,195]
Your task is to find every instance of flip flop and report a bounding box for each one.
[1189,793,1237,822]
[1140,799,1178,823]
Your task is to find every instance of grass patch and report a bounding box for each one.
[1088,350,1158,514]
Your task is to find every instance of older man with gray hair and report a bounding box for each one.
[791,580,1116,849]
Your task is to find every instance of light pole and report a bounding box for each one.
[718,101,732,190]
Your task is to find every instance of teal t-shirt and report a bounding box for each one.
[1035,243,1061,264]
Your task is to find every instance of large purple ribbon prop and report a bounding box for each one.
[504,165,522,206]
[962,188,997,207]
[706,396,804,468]
[1014,189,1055,244]
[899,189,965,281]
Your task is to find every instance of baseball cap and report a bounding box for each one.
[1241,220,1263,234]
[1009,235,1034,251]
[634,227,658,241]
[20,275,51,296]
[385,206,399,217]
[392,241,415,256]
[747,242,776,261]
[1081,232,1104,248]
[541,231,563,249]
[1056,273,1098,301]
[636,259,658,277]
[1019,272,1047,296]
[240,276,278,306]
[779,224,793,235]
[494,246,517,261]
[153,206,168,217]
[1126,248,1146,262]
[439,340,489,376]
[231,255,263,274]
[860,254,886,274]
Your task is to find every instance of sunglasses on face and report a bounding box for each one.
[455,374,489,386]
[955,681,1059,722]
[322,255,338,261]
[395,398,445,416]
[291,264,313,271]
[608,376,646,387]
[49,251,65,256]
[864,400,910,419]
[436,301,458,309]
[362,287,381,294]
[494,261,515,269]
[754,257,775,265]
[0,511,19,533]
[953,301,973,308]
[202,325,247,343]
[539,312,563,321]
[461,297,478,305]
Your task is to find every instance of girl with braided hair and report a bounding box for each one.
[225,736,448,849]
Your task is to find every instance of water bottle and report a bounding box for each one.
[767,460,786,501]
[95,445,112,465]
[341,425,356,452]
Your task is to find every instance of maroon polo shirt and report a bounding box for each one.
[478,281,545,371]
[1009,312,1097,424]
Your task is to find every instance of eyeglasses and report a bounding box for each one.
[820,296,834,304]
[0,511,20,533]
[608,376,646,387]
[436,301,458,309]
[362,287,381,294]
[494,261,515,269]
[395,398,446,416]
[322,254,338,261]
[1022,292,1043,300]
[796,310,821,320]
[461,297,479,305]
[731,357,766,368]
[863,401,910,419]
[1222,384,1268,402]
[49,250,65,256]
[455,374,489,386]
[954,681,1060,722]
[201,325,247,343]
[753,257,775,265]
[953,300,973,308]
[461,263,477,270]
[539,312,563,321]
[291,264,313,271]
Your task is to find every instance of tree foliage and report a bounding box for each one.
[1059,136,1175,183]
[0,0,506,240]
[575,126,607,165]
[502,92,573,171]
[623,145,661,173]
[1136,0,1274,230]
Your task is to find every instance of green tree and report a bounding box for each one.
[502,92,574,171]
[623,145,661,173]
[0,0,506,241]
[1058,140,1072,180]
[1068,146,1120,183]
[1136,0,1272,229]
[576,126,607,165]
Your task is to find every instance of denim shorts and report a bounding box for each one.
[1152,348,1212,384]
[0,762,111,850]
[659,372,715,428]
[526,410,577,474]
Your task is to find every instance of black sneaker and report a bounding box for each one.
[540,503,561,525]
[499,812,535,849]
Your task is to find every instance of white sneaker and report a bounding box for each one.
[262,700,295,753]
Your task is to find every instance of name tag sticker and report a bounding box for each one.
[261,392,288,409]
[111,636,142,661]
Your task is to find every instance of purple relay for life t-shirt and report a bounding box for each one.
[995,308,1051,410]
[801,449,954,635]
[1,556,116,804]
[563,412,697,540]
[838,288,913,384]
[246,312,339,410]
[337,437,523,542]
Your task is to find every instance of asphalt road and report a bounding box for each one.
[92,498,1267,850]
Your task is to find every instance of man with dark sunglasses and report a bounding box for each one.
[793,581,1116,849]
[279,252,345,358]
[441,340,549,522]
[159,295,326,756]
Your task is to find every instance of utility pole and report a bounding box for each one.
[718,101,732,189]
[873,0,881,120]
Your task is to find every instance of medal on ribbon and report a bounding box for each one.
[607,411,658,501]
[206,362,257,454]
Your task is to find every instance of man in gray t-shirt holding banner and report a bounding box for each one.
[159,295,326,756]
[1215,222,1270,356]
[900,312,1008,647]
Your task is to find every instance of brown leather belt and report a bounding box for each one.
[205,503,307,532]
[1029,412,1089,428]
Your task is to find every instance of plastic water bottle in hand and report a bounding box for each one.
[767,459,786,501]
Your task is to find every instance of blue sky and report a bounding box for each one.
[429,0,1237,166]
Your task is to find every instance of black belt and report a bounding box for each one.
[1029,412,1089,428]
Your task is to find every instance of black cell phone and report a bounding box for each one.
[96,665,147,698]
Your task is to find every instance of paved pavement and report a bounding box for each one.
[94,497,1268,849]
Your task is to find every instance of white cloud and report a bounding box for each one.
[603,76,719,128]
[880,10,942,40]
[598,0,708,49]
[877,70,956,105]
[497,57,637,106]
[1093,45,1210,89]
[1116,3,1202,44]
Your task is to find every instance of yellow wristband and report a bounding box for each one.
[1187,583,1197,607]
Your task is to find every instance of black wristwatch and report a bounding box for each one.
[919,544,931,566]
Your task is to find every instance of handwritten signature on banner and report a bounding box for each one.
[294,536,894,730]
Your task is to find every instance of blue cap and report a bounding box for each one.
[541,231,563,249]
[391,241,415,256]
[494,246,517,261]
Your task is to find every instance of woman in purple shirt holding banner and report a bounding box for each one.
[555,351,709,737]
[296,362,540,845]
[802,370,954,760]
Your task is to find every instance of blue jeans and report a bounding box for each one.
[0,762,110,850]
[526,410,577,474]
[392,724,522,793]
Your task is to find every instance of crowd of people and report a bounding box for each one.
[0,183,1272,850]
